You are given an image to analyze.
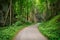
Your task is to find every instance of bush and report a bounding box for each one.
[0,22,31,40]
[38,15,60,40]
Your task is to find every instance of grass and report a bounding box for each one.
[0,22,31,40]
[38,15,60,40]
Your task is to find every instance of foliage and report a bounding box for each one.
[13,0,36,23]
[0,0,60,40]
[0,22,31,40]
[38,15,60,40]
[49,0,57,3]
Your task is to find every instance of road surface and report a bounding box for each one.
[14,23,48,40]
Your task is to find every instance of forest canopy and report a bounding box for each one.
[0,0,60,40]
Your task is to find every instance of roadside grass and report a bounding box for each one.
[0,22,32,40]
[38,15,60,40]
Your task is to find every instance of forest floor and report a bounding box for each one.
[13,23,48,40]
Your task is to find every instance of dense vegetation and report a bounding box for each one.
[38,0,60,40]
[0,22,31,40]
[39,15,60,40]
[0,0,60,40]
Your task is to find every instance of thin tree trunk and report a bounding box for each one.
[10,0,12,25]
[34,8,37,23]
[3,5,10,26]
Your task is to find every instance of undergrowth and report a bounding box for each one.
[39,15,60,40]
[0,22,31,40]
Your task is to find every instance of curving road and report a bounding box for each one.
[14,23,48,40]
